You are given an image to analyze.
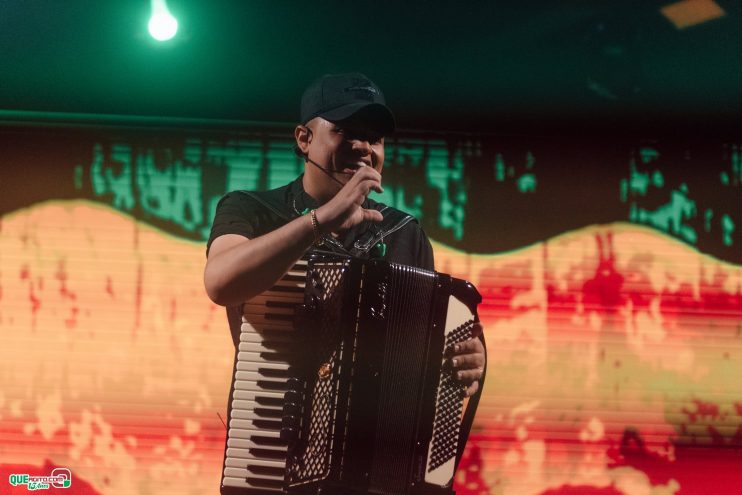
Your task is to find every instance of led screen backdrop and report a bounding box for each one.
[1,125,740,495]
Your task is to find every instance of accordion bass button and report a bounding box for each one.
[280,419,300,443]
[283,389,301,404]
[281,386,303,443]
[283,401,300,416]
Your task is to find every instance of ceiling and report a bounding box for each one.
[1,0,740,136]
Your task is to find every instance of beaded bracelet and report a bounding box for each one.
[309,209,323,246]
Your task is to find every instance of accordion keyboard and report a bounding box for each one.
[221,260,307,493]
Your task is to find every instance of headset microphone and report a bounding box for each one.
[295,145,384,253]
[293,145,306,159]
[294,146,357,187]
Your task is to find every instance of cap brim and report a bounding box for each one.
[320,102,396,134]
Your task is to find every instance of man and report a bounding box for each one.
[204,72,484,396]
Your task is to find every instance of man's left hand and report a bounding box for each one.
[450,322,486,397]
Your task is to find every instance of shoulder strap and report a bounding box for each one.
[350,206,414,257]
[237,188,294,222]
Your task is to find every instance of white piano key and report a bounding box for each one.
[234,379,287,392]
[239,341,294,354]
[226,457,286,470]
[228,427,282,440]
[236,360,290,372]
[232,399,283,411]
[230,418,281,431]
[227,446,287,460]
[235,371,288,383]
[231,408,282,421]
[240,330,295,343]
[236,350,292,363]
[223,470,283,485]
[224,467,284,482]
[227,437,288,450]
[242,315,295,329]
[233,389,285,401]
[222,476,283,491]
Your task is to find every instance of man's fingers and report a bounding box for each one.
[356,177,383,195]
[464,381,480,397]
[349,167,382,189]
[451,352,485,370]
[471,321,483,337]
[363,208,384,223]
[449,338,484,357]
[454,367,484,385]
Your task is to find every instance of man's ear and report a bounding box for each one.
[294,125,312,156]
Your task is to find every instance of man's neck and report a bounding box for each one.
[301,170,334,205]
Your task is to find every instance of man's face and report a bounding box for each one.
[298,116,385,202]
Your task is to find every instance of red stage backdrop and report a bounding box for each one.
[1,126,740,495]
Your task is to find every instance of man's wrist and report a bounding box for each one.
[309,209,323,245]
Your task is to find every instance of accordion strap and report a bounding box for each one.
[350,206,414,257]
[238,190,414,259]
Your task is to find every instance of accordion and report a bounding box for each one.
[221,253,482,495]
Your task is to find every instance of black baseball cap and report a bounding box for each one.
[300,72,396,134]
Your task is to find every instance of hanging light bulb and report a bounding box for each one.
[148,0,178,41]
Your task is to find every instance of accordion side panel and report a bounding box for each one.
[424,293,478,486]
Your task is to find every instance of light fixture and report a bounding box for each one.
[148,0,178,41]
[660,0,726,30]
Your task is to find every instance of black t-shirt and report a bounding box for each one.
[207,175,434,270]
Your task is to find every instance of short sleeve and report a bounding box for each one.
[206,192,258,256]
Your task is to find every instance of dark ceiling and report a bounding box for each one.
[1,0,741,135]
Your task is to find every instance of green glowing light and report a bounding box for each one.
[148,0,178,41]
[722,214,735,247]
[517,174,537,193]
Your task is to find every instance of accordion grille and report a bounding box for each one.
[288,261,349,483]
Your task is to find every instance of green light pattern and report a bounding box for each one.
[135,150,204,232]
[621,157,664,199]
[73,135,738,259]
[428,144,466,241]
[639,146,660,164]
[266,142,304,189]
[732,145,742,186]
[495,153,505,182]
[90,144,135,210]
[517,174,536,193]
[74,164,83,190]
[722,214,735,247]
[631,184,698,244]
[374,138,425,218]
[621,144,739,251]
[705,209,714,233]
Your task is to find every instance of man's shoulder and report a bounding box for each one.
[220,183,293,220]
